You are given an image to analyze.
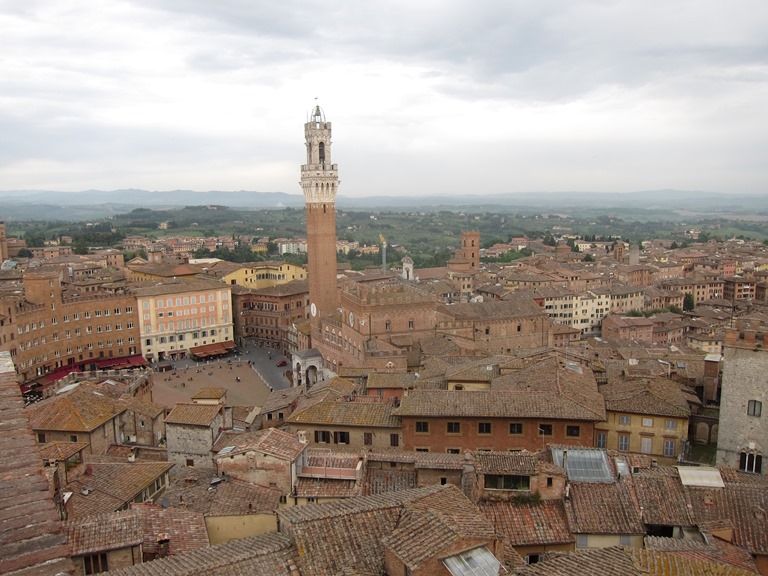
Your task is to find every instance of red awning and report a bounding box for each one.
[189,342,231,358]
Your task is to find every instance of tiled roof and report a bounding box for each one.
[191,386,227,400]
[366,450,467,470]
[307,376,358,397]
[295,477,361,498]
[383,486,496,570]
[104,531,301,576]
[480,499,574,546]
[66,509,144,555]
[687,481,768,555]
[132,502,211,557]
[600,377,691,418]
[162,473,280,515]
[65,461,174,519]
[644,535,758,574]
[631,469,694,526]
[119,396,166,418]
[474,450,541,475]
[0,352,74,576]
[254,279,309,297]
[517,546,758,576]
[366,468,417,495]
[286,400,400,428]
[491,356,606,421]
[435,298,546,320]
[214,428,306,461]
[565,480,645,535]
[279,484,486,576]
[395,388,604,421]
[165,403,222,426]
[38,440,90,461]
[27,386,126,432]
[260,386,304,413]
[132,277,226,295]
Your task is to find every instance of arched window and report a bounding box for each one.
[319,142,325,163]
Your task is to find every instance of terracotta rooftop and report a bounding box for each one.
[600,377,692,418]
[381,488,497,571]
[66,509,143,555]
[0,352,74,576]
[480,499,574,546]
[165,403,222,426]
[295,477,361,498]
[436,298,546,320]
[279,484,489,576]
[191,386,227,400]
[260,385,304,414]
[474,450,543,475]
[103,531,300,576]
[287,399,400,428]
[37,440,90,462]
[366,450,467,469]
[565,479,645,535]
[395,388,605,421]
[65,461,174,519]
[162,473,281,515]
[644,535,758,574]
[26,385,127,432]
[517,546,758,576]
[214,427,306,462]
[131,502,211,557]
[631,468,694,527]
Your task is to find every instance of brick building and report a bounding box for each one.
[2,270,141,383]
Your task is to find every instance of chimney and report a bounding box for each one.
[651,459,658,469]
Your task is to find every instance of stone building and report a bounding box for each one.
[164,402,230,470]
[213,427,307,498]
[716,329,768,474]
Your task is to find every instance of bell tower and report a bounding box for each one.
[301,106,339,327]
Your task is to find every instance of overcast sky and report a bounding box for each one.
[2,1,767,197]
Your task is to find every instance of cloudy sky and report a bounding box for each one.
[2,1,767,197]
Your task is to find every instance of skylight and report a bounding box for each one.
[443,546,504,576]
[551,447,615,483]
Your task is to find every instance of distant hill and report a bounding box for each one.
[0,188,764,221]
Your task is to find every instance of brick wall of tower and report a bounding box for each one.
[306,202,339,323]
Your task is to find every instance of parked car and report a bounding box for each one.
[276,359,287,367]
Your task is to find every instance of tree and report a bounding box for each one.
[73,238,89,254]
[583,254,594,262]
[16,248,33,258]
[683,293,695,312]
[670,241,679,249]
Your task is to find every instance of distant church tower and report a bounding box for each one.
[301,106,339,326]
[0,222,7,262]
[456,230,481,270]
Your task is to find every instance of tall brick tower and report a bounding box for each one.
[301,106,339,327]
